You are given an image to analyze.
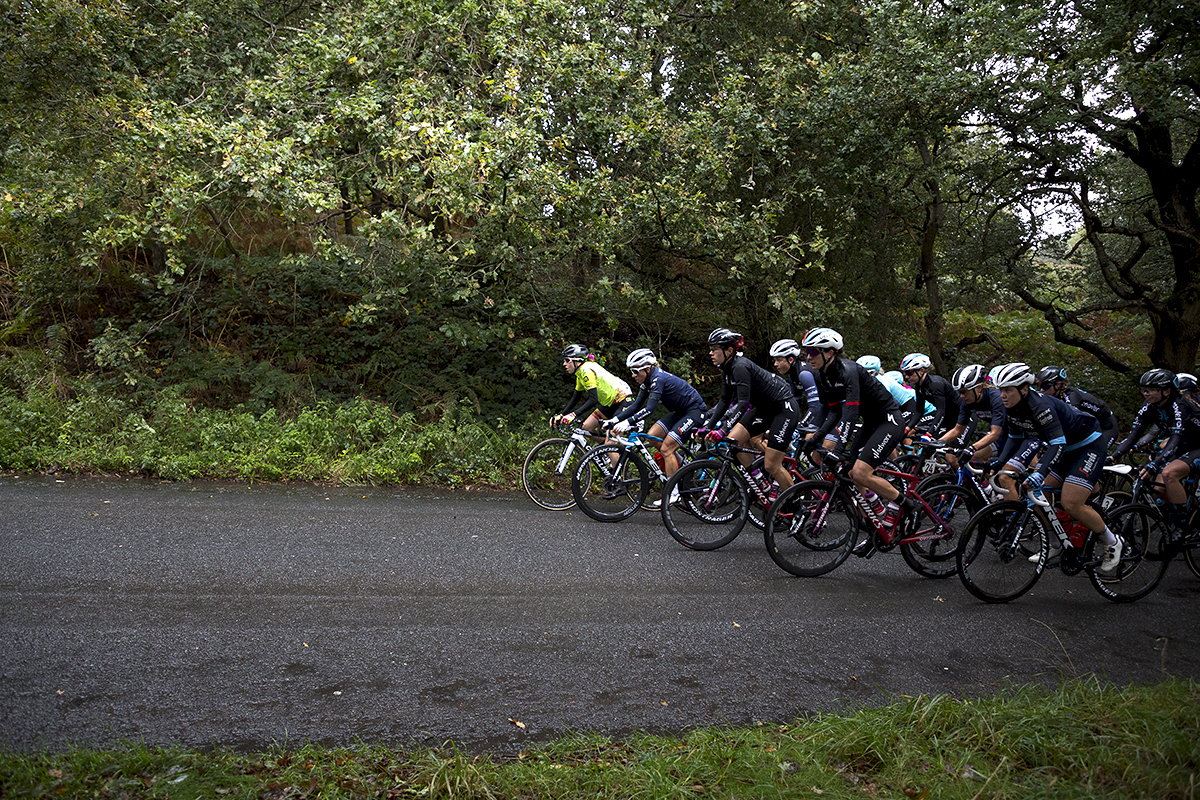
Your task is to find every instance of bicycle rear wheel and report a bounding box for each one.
[1185,508,1200,578]
[1087,504,1169,602]
[900,484,979,579]
[763,480,856,577]
[956,501,1047,603]
[522,437,581,510]
[661,459,748,550]
[571,444,648,522]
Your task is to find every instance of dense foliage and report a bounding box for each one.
[2,0,1196,451]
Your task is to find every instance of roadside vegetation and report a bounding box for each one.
[3,677,1196,799]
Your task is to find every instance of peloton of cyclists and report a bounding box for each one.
[1109,368,1200,532]
[989,362,1124,573]
[701,328,802,495]
[802,328,911,540]
[601,348,708,482]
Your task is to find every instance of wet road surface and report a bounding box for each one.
[2,474,1198,754]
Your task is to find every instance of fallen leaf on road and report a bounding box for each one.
[509,718,526,729]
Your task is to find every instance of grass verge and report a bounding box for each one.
[3,677,1197,799]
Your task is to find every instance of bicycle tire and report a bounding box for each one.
[571,444,649,522]
[660,459,748,550]
[522,437,582,510]
[763,480,856,577]
[900,484,980,579]
[1086,503,1169,602]
[1185,507,1200,579]
[639,443,696,511]
[956,500,1047,603]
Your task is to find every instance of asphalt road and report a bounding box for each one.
[2,473,1198,755]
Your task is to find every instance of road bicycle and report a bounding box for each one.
[955,471,1152,603]
[1103,462,1200,590]
[521,424,606,510]
[569,428,697,522]
[761,454,979,578]
[658,439,789,550]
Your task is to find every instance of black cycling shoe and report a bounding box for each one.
[851,537,875,557]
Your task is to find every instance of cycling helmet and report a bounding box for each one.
[990,362,1035,388]
[769,338,802,358]
[801,327,844,351]
[899,353,932,372]
[626,348,657,370]
[1176,372,1198,392]
[1139,368,1176,389]
[952,364,988,391]
[883,370,905,385]
[708,328,743,349]
[1036,365,1066,386]
[856,355,882,374]
[561,344,589,360]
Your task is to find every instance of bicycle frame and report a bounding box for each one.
[817,463,961,549]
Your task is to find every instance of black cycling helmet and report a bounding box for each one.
[1176,373,1198,392]
[1036,366,1066,387]
[1139,368,1176,389]
[561,344,589,360]
[707,328,743,349]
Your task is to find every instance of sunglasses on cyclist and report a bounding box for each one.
[805,348,823,357]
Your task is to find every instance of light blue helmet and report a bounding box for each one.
[856,355,882,374]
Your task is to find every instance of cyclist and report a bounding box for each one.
[701,328,801,494]
[550,344,632,436]
[602,348,707,481]
[938,364,1007,468]
[989,362,1123,572]
[899,353,962,438]
[770,338,825,440]
[1036,366,1119,445]
[803,328,909,535]
[1109,368,1200,531]
[1176,373,1200,411]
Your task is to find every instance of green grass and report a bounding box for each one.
[3,678,1197,799]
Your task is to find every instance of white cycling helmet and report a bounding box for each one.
[769,338,802,358]
[952,364,988,391]
[801,327,844,351]
[990,362,1035,388]
[856,355,882,374]
[899,352,932,372]
[626,348,657,370]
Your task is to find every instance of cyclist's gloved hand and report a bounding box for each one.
[707,428,725,444]
[956,447,974,462]
[1023,471,1045,491]
[822,449,843,466]
[800,437,821,456]
[612,420,631,435]
[599,417,618,430]
[1104,454,1114,466]
[1145,459,1163,474]
[694,427,709,440]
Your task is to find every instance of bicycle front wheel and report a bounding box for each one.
[1086,504,1169,602]
[1185,508,1200,579]
[522,437,581,510]
[763,480,856,577]
[661,459,748,550]
[571,444,648,522]
[900,484,980,579]
[956,501,1047,603]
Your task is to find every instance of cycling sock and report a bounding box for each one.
[1099,526,1118,547]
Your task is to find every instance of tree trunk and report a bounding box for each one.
[915,137,947,374]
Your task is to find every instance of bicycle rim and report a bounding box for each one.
[1087,504,1169,602]
[763,480,855,577]
[522,438,579,510]
[571,445,648,522]
[957,501,1046,603]
[900,484,980,579]
[661,460,748,550]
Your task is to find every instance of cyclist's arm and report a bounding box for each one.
[559,390,583,417]
[613,383,651,424]
[569,386,602,421]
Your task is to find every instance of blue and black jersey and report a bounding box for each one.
[1112,396,1200,462]
[783,363,825,429]
[1063,387,1118,439]
[914,373,962,433]
[612,367,707,426]
[997,390,1101,480]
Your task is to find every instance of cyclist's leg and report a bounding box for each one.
[662,408,704,477]
[997,439,1040,499]
[725,422,757,469]
[847,421,905,503]
[762,405,801,490]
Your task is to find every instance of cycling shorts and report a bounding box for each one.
[593,394,633,421]
[1169,447,1200,471]
[916,412,952,438]
[848,418,906,469]
[1046,437,1108,492]
[757,402,801,453]
[1003,439,1043,472]
[651,408,706,447]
